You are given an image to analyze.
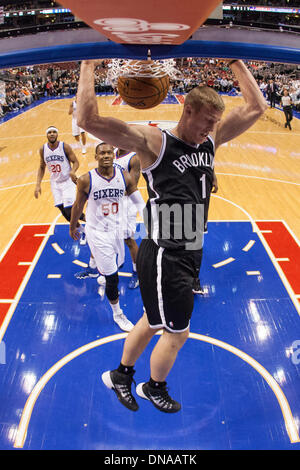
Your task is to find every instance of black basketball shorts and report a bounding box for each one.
[136,238,197,333]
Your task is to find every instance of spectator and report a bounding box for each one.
[0,59,299,120]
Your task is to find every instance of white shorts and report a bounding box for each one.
[85,225,125,276]
[51,177,76,207]
[72,118,85,137]
[122,197,137,239]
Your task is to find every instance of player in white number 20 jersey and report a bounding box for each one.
[34,126,86,242]
[70,142,145,332]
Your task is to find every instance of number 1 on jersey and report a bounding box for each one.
[199,174,206,199]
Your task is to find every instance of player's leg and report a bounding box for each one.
[192,248,204,294]
[101,239,156,410]
[149,328,189,382]
[102,312,157,412]
[123,198,139,288]
[124,237,139,288]
[62,179,86,243]
[102,239,192,413]
[87,230,133,331]
[80,131,87,154]
[136,244,194,412]
[105,271,134,332]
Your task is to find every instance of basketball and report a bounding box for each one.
[117,61,170,109]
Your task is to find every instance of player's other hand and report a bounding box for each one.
[70,171,78,184]
[34,185,41,198]
[70,226,81,241]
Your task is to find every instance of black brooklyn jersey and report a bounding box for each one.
[142,130,215,250]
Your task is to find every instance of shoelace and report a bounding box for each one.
[116,377,136,402]
[151,387,174,408]
[117,384,134,401]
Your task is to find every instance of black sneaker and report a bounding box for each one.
[136,381,181,413]
[102,369,139,411]
[192,278,204,295]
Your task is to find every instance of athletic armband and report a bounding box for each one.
[128,190,145,216]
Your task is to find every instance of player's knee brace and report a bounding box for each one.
[62,206,72,222]
[57,205,72,222]
[105,272,119,302]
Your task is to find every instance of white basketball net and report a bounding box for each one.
[106,58,182,86]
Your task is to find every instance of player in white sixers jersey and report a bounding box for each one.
[70,142,145,332]
[114,148,142,288]
[34,126,85,231]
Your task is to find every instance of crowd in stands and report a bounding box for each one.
[1,59,300,119]
[173,58,300,110]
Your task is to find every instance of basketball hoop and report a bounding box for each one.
[107,57,182,86]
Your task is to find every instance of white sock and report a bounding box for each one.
[132,262,136,272]
[89,257,97,269]
[110,301,122,317]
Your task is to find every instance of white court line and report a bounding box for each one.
[0,224,23,263]
[13,331,300,448]
[276,258,290,262]
[1,172,299,194]
[211,194,258,233]
[255,222,300,317]
[247,130,300,136]
[0,179,50,192]
[281,220,300,247]
[246,271,261,276]
[18,262,32,266]
[51,243,64,255]
[47,274,61,279]
[213,257,235,268]
[119,272,133,278]
[72,260,88,268]
[0,215,61,343]
[242,240,255,252]
[215,172,300,187]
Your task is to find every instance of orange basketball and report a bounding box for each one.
[117,61,170,109]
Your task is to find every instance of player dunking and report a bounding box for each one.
[69,142,145,331]
[34,126,85,237]
[76,59,267,412]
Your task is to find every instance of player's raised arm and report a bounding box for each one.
[77,61,143,150]
[214,60,268,149]
[76,61,161,168]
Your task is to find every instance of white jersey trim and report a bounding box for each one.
[141,130,166,173]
